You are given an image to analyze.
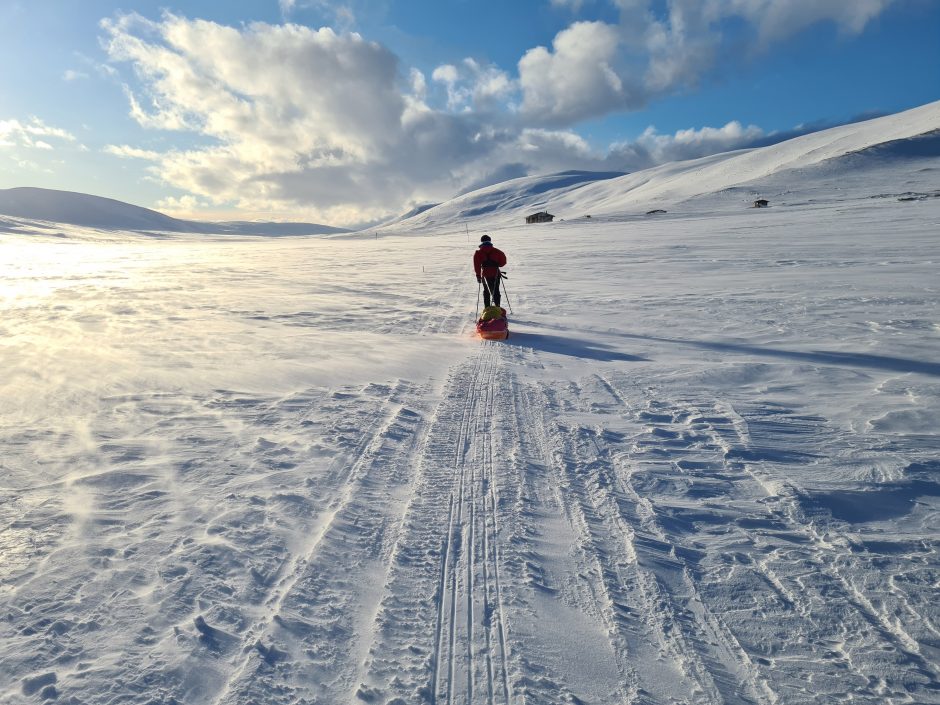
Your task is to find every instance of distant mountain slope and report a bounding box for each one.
[397,203,440,221]
[0,187,188,231]
[198,220,350,236]
[0,187,348,235]
[391,170,626,230]
[388,101,940,232]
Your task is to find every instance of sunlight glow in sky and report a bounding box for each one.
[0,0,937,227]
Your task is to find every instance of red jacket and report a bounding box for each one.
[473,243,507,278]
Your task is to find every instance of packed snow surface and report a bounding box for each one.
[1,103,939,705]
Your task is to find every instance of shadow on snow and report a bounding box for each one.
[615,332,940,378]
[506,330,650,363]
[512,321,939,377]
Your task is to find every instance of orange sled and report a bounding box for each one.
[478,327,509,340]
[476,307,509,340]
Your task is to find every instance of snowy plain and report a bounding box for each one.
[1,104,939,705]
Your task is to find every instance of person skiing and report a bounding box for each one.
[473,234,507,308]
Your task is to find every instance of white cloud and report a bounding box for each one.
[463,58,515,108]
[101,13,414,218]
[708,0,899,43]
[409,68,427,101]
[519,127,592,156]
[107,14,407,156]
[431,60,512,112]
[432,64,466,111]
[102,13,540,225]
[0,118,76,150]
[517,0,899,124]
[519,21,631,124]
[432,64,459,84]
[156,193,211,214]
[606,120,766,170]
[104,144,162,160]
[97,8,884,225]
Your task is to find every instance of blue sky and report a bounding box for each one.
[0,0,937,227]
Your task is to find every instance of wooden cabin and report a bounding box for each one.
[754,199,769,208]
[525,211,554,224]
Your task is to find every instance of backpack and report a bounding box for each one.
[480,306,505,321]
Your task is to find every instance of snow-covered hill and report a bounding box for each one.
[0,187,349,236]
[390,100,940,233]
[5,102,937,239]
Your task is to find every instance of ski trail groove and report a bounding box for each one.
[482,364,511,705]
[356,344,509,704]
[211,381,425,705]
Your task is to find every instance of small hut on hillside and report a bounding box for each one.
[753,199,769,208]
[525,211,554,224]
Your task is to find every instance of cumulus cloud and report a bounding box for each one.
[519,21,631,124]
[98,5,895,225]
[432,59,514,113]
[464,59,515,107]
[102,13,570,225]
[518,0,899,124]
[606,120,766,170]
[432,64,465,110]
[102,13,419,223]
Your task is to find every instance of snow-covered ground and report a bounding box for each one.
[2,105,939,705]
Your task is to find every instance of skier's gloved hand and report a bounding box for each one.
[476,276,482,283]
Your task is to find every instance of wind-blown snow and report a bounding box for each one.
[1,103,938,705]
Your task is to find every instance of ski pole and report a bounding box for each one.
[499,270,513,314]
[475,276,481,318]
[482,275,495,308]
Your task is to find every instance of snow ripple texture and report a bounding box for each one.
[2,185,940,703]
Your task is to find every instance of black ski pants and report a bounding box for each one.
[482,275,501,307]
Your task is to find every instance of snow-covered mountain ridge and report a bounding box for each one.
[390,100,940,233]
[3,102,937,238]
[0,187,349,236]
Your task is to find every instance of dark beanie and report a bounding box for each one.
[480,235,491,242]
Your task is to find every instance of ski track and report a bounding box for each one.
[355,344,515,705]
[546,372,939,705]
[209,381,429,705]
[4,337,938,705]
[4,227,940,703]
